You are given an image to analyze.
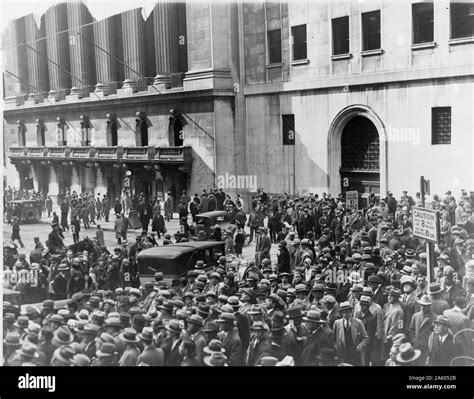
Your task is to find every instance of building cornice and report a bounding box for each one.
[243,64,474,96]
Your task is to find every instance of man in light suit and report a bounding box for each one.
[383,288,404,359]
[333,301,369,366]
[409,295,437,366]
[427,315,461,366]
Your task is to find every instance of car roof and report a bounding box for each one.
[137,241,225,261]
[195,211,229,218]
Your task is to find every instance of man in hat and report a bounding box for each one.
[245,321,269,366]
[427,315,461,366]
[300,311,334,366]
[367,275,388,308]
[137,327,164,366]
[400,275,418,330]
[161,320,183,366]
[256,227,271,266]
[254,326,289,365]
[355,296,377,365]
[333,302,368,366]
[409,294,437,366]
[443,296,470,335]
[284,306,309,365]
[187,315,206,364]
[80,324,99,359]
[428,283,450,316]
[440,267,465,308]
[216,312,243,366]
[52,264,69,300]
[118,328,140,366]
[383,288,404,359]
[277,241,291,274]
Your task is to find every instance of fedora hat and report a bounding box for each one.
[287,306,303,320]
[268,326,288,339]
[396,343,421,364]
[338,301,353,312]
[216,312,235,324]
[158,301,174,312]
[202,322,219,333]
[359,295,372,306]
[203,352,228,367]
[302,310,324,324]
[203,339,226,354]
[188,314,204,327]
[250,321,267,331]
[242,288,256,299]
[42,299,54,310]
[388,288,402,298]
[95,332,115,345]
[105,317,122,328]
[81,324,100,336]
[96,342,117,358]
[433,315,451,328]
[53,326,74,345]
[295,284,309,293]
[259,356,279,366]
[16,342,39,359]
[311,283,325,292]
[71,354,91,367]
[197,303,210,317]
[165,320,182,335]
[400,275,416,287]
[247,305,264,315]
[138,327,154,342]
[4,332,21,347]
[55,346,76,364]
[13,315,29,329]
[119,328,140,343]
[417,295,432,306]
[429,282,443,295]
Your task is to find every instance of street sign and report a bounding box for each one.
[346,190,358,210]
[412,207,439,243]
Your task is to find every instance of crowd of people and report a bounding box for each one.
[3,185,474,367]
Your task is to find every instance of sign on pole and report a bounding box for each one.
[412,207,439,243]
[346,190,358,210]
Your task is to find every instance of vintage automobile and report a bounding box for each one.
[8,199,42,223]
[137,241,226,286]
[193,211,237,240]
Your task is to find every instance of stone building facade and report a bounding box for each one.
[3,1,474,207]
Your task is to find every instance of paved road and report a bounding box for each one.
[3,212,279,264]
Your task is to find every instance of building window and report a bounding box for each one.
[80,115,91,146]
[291,25,307,60]
[451,2,474,39]
[282,114,295,145]
[36,119,45,146]
[332,16,350,55]
[432,107,451,145]
[17,121,26,146]
[412,3,434,44]
[362,10,381,50]
[267,29,282,64]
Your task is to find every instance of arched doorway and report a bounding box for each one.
[327,105,387,199]
[340,116,380,195]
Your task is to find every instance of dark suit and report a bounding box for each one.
[190,331,207,364]
[284,323,309,365]
[245,336,269,366]
[300,327,334,366]
[372,287,388,308]
[409,310,436,366]
[137,345,165,366]
[427,333,461,366]
[161,338,183,366]
[219,328,243,366]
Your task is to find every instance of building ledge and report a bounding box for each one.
[448,37,474,46]
[411,42,436,50]
[291,59,310,66]
[331,53,352,61]
[266,63,283,69]
[361,49,383,57]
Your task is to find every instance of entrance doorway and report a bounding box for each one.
[327,105,387,197]
[340,116,380,195]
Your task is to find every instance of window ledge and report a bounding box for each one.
[291,59,310,66]
[360,49,383,57]
[266,63,283,69]
[331,53,352,60]
[411,42,436,50]
[449,37,474,46]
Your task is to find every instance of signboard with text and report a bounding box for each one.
[412,207,439,243]
[346,190,358,210]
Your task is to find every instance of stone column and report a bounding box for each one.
[71,166,82,194]
[120,8,146,91]
[151,2,180,89]
[67,2,95,96]
[4,18,29,97]
[183,2,233,90]
[24,14,48,102]
[93,15,123,95]
[45,3,71,92]
[49,165,59,206]
[95,168,108,197]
